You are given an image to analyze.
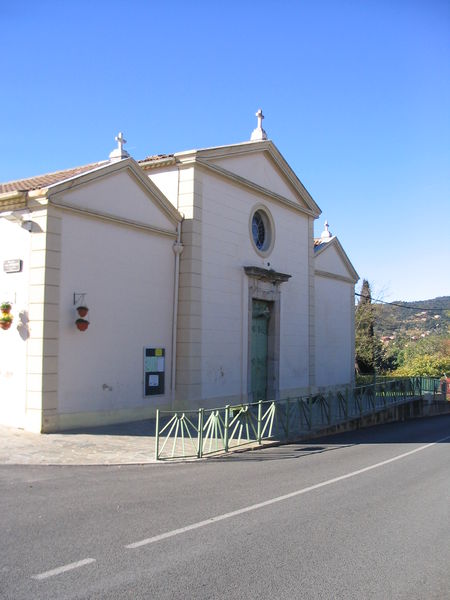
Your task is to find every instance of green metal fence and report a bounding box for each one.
[155,401,277,460]
[155,377,440,460]
[419,376,445,394]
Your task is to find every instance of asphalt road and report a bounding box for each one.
[1,415,449,599]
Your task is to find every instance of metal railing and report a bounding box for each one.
[419,376,447,395]
[155,401,277,460]
[155,377,438,460]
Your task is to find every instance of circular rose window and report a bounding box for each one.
[250,207,274,255]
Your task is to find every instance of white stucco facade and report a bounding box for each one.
[145,143,320,409]
[0,216,32,428]
[0,135,358,432]
[314,238,358,388]
[197,163,312,404]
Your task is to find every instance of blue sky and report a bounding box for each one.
[1,0,449,302]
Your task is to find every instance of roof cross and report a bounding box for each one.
[109,131,130,161]
[250,108,268,141]
[256,109,264,129]
[115,132,127,153]
[320,220,332,240]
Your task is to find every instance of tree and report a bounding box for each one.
[393,336,450,377]
[393,354,449,377]
[355,280,382,374]
[377,339,402,373]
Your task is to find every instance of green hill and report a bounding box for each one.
[374,296,450,340]
[371,296,450,376]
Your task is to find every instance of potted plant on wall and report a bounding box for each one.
[75,318,89,332]
[0,314,13,330]
[1,302,12,314]
[76,305,89,318]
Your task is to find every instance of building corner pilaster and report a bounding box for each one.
[25,205,61,432]
[174,165,203,408]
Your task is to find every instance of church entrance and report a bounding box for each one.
[245,266,290,403]
[251,299,271,401]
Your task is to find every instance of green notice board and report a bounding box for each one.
[144,347,165,396]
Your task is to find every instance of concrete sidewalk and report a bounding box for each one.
[0,420,159,465]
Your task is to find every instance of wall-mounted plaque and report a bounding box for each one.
[3,259,22,273]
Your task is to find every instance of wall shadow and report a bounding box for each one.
[61,418,158,437]
[208,414,450,462]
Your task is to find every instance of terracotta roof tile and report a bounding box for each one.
[138,154,174,163]
[0,161,108,194]
[0,153,176,195]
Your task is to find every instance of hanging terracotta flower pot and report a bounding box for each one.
[0,316,13,330]
[1,302,12,314]
[76,306,89,318]
[75,318,89,332]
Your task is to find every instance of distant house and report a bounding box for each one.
[0,112,358,432]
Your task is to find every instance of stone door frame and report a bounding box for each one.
[244,267,291,403]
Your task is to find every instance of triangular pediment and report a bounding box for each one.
[47,159,181,233]
[314,237,359,283]
[192,141,321,217]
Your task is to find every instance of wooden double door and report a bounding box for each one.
[250,299,271,401]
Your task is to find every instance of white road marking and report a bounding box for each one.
[126,435,450,549]
[32,558,96,580]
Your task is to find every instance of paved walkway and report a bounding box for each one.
[0,420,158,465]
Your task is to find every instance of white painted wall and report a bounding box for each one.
[0,217,31,427]
[148,167,179,209]
[315,242,350,278]
[199,168,311,403]
[57,170,176,232]
[212,153,302,207]
[315,275,353,387]
[55,179,177,425]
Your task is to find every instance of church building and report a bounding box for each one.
[0,112,359,432]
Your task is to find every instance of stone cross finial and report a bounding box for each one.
[320,220,332,240]
[116,132,126,152]
[109,131,130,161]
[250,108,268,141]
[256,109,264,128]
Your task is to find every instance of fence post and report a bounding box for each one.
[155,409,160,460]
[224,405,230,452]
[345,388,349,419]
[257,400,262,444]
[373,374,377,411]
[286,398,290,439]
[197,408,204,459]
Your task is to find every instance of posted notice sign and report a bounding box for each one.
[3,259,22,273]
[144,347,165,396]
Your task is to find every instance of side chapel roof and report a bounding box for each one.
[313,234,359,283]
[0,162,108,193]
[0,155,177,194]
